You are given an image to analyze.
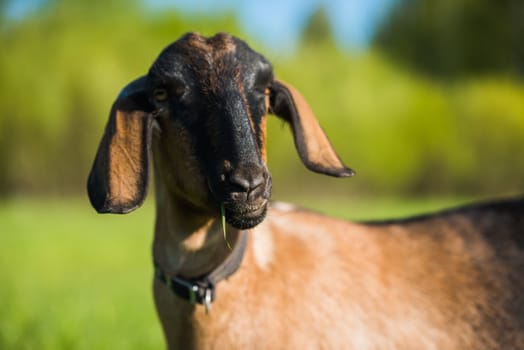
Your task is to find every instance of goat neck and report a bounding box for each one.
[152,166,243,279]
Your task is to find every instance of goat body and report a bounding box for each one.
[88,32,524,349]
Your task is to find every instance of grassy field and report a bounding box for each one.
[0,196,477,349]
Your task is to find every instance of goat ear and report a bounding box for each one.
[87,76,154,214]
[269,80,354,177]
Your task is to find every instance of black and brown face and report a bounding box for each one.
[87,33,353,230]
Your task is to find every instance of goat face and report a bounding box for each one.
[87,32,353,229]
[148,33,273,229]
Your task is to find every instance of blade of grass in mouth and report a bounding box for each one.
[220,204,232,250]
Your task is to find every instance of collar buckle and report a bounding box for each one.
[203,288,213,314]
[154,231,248,311]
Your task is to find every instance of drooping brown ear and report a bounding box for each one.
[87,76,155,214]
[269,80,354,177]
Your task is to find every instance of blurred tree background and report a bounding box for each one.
[0,0,523,200]
[376,0,524,78]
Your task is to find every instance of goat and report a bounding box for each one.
[87,32,524,349]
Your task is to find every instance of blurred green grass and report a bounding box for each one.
[0,199,161,350]
[0,196,479,349]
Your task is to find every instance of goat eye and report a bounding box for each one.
[154,88,168,102]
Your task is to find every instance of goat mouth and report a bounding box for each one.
[223,200,268,229]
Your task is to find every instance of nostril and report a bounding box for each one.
[227,167,266,195]
[229,172,252,192]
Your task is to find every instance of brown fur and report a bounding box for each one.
[109,111,147,204]
[153,201,524,349]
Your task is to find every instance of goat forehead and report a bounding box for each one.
[185,32,237,56]
[151,33,267,85]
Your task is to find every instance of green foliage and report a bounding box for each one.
[301,7,335,47]
[0,3,523,199]
[266,46,524,197]
[375,0,524,78]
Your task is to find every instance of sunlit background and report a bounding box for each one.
[1,0,523,348]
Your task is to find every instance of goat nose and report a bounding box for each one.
[227,165,266,198]
[229,170,264,193]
